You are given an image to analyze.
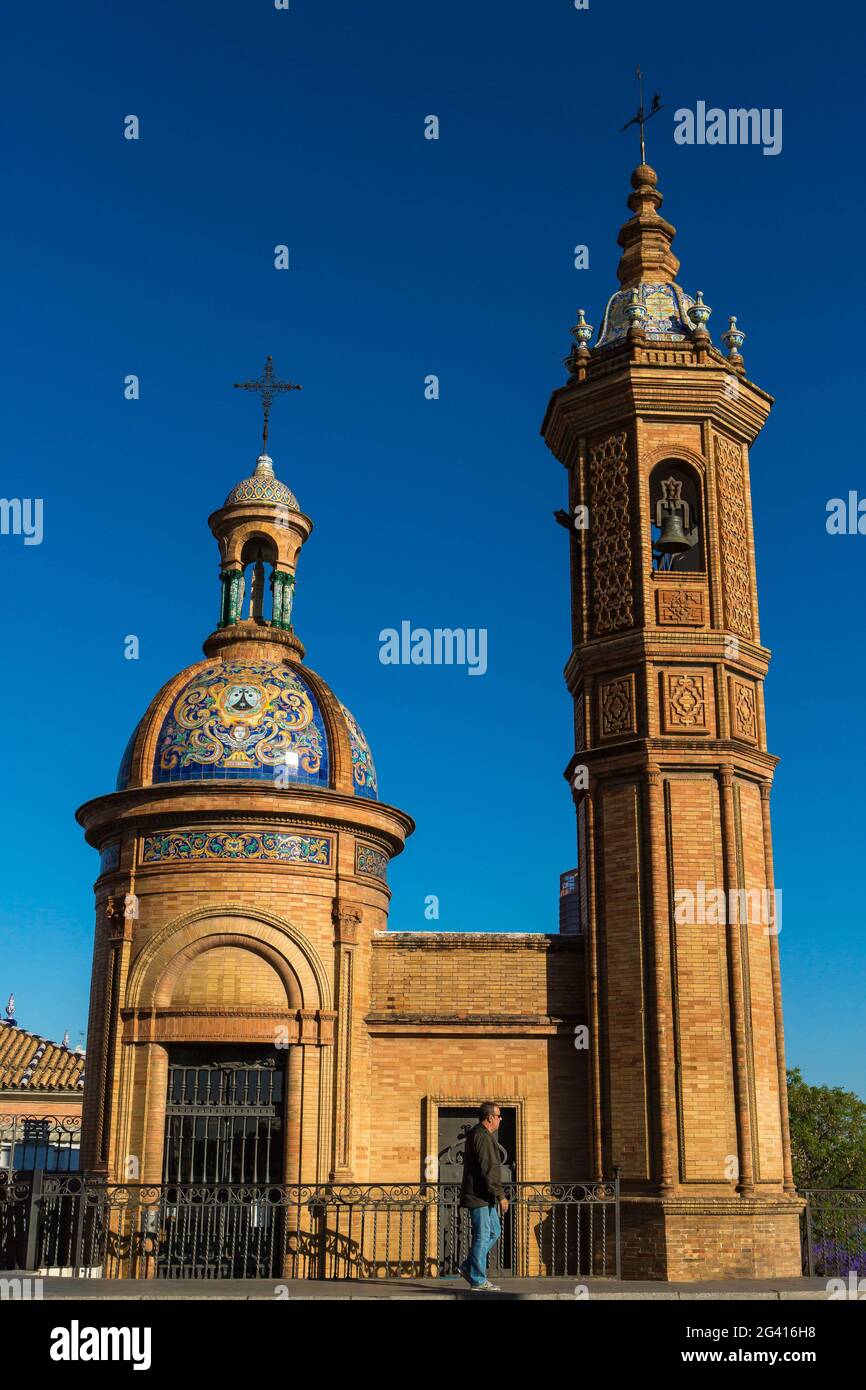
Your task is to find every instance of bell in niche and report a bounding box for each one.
[653,476,696,567]
[655,505,692,555]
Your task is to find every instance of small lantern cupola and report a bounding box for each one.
[205,357,312,663]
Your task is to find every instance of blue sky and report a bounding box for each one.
[1,0,864,1095]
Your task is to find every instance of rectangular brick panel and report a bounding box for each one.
[666,777,737,1181]
[600,781,650,1179]
[736,780,784,1182]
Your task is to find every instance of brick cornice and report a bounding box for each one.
[564,741,779,781]
[542,355,772,459]
[365,1014,582,1036]
[564,630,772,688]
[371,933,582,953]
[77,782,414,857]
[619,1194,805,1216]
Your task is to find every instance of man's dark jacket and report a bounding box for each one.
[459,1123,505,1208]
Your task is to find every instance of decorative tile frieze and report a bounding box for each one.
[729,676,758,744]
[355,842,388,881]
[656,586,706,627]
[599,674,636,738]
[141,829,332,866]
[661,670,712,735]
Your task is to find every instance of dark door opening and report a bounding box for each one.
[436,1106,517,1278]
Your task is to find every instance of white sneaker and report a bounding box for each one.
[470,1280,501,1291]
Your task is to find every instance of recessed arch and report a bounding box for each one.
[125,904,332,1013]
[155,935,302,1010]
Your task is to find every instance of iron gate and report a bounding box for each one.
[159,1047,285,1277]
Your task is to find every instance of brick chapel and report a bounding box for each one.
[77,161,802,1279]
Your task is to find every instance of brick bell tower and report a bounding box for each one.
[541,163,802,1279]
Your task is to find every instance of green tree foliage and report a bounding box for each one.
[787,1067,866,1188]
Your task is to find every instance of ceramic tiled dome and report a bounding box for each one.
[117,659,378,800]
[597,281,696,346]
[224,454,299,510]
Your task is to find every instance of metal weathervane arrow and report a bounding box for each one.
[620,65,663,164]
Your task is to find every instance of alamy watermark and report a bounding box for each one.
[674,102,782,157]
[675,880,782,935]
[0,498,43,545]
[379,622,487,676]
[826,492,866,534]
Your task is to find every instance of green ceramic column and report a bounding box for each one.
[218,569,234,628]
[227,570,243,625]
[280,573,296,630]
[270,569,284,628]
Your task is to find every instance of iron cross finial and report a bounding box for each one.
[233,356,302,454]
[620,65,663,165]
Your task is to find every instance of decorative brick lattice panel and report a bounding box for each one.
[575,692,586,750]
[589,431,634,635]
[656,587,705,626]
[715,435,754,640]
[664,672,709,732]
[730,677,758,743]
[600,675,636,737]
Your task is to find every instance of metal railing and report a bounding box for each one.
[0,1114,81,1173]
[0,1175,620,1281]
[800,1188,866,1278]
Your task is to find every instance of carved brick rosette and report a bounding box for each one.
[662,671,710,734]
[589,430,634,636]
[656,587,706,627]
[715,434,754,640]
[599,674,636,738]
[729,676,758,744]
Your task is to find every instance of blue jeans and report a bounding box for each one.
[466,1203,501,1286]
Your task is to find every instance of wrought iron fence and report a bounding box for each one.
[0,1114,81,1173]
[0,1175,619,1281]
[800,1189,866,1278]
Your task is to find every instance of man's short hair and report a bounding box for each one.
[479,1101,497,1122]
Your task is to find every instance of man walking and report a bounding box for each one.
[458,1101,509,1290]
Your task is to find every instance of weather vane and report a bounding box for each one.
[620,66,663,165]
[234,355,302,455]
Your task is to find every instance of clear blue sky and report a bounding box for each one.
[1,0,863,1096]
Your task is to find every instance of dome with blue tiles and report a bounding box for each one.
[597,281,696,347]
[224,454,300,510]
[116,659,378,799]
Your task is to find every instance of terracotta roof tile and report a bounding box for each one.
[0,1023,85,1092]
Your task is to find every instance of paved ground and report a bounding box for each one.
[18,1275,832,1300]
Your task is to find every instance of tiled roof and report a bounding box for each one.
[0,1023,85,1091]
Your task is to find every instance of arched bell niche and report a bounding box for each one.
[649,460,704,573]
[218,533,296,630]
[239,534,277,622]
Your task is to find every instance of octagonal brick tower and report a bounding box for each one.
[541,164,802,1279]
[77,449,413,1185]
